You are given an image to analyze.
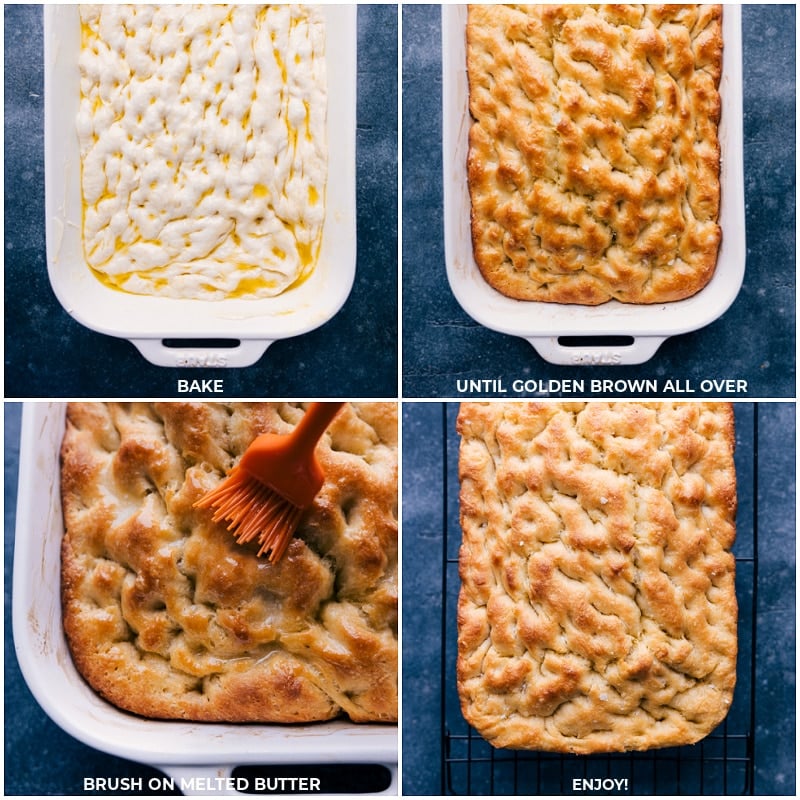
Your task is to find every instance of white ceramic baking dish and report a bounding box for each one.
[12,403,397,796]
[442,5,745,366]
[44,6,357,369]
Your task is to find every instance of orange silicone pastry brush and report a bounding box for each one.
[194,402,345,562]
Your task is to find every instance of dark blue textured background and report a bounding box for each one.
[402,5,796,399]
[4,5,398,399]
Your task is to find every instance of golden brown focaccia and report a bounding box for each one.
[61,402,397,723]
[457,402,737,752]
[466,5,723,304]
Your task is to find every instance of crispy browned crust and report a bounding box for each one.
[456,402,737,753]
[466,5,723,304]
[61,402,397,723]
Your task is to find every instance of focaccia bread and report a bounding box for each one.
[61,402,397,723]
[457,402,737,753]
[78,5,327,299]
[466,5,723,304]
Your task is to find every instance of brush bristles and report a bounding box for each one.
[195,469,303,562]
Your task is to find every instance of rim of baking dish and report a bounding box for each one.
[12,403,397,768]
[43,5,357,346]
[442,5,745,347]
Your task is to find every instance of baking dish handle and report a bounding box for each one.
[527,335,667,366]
[130,338,273,369]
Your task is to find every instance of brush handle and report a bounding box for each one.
[292,402,346,451]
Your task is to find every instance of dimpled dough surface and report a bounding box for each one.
[78,5,327,299]
[61,402,397,723]
[457,402,737,753]
[466,5,722,304]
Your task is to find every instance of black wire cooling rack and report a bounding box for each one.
[439,403,758,796]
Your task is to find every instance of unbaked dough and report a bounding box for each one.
[78,5,327,299]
